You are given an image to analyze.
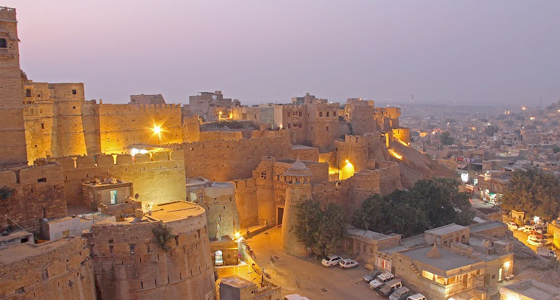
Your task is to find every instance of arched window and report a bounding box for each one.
[0,38,6,48]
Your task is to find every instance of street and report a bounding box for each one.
[247,226,386,300]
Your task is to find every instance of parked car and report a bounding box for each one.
[321,255,343,267]
[535,223,547,233]
[507,222,518,230]
[524,225,536,234]
[406,293,427,300]
[369,272,395,290]
[363,270,383,283]
[389,286,410,300]
[339,258,359,269]
[379,278,403,297]
[527,235,548,247]
[284,294,310,300]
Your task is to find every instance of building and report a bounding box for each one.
[219,275,281,300]
[500,279,560,300]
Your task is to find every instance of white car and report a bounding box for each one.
[369,271,394,290]
[321,255,343,267]
[406,293,427,300]
[527,236,548,247]
[284,294,310,300]
[507,222,518,230]
[339,258,359,269]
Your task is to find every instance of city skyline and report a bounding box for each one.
[4,0,560,106]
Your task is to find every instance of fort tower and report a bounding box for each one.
[0,7,28,166]
[281,159,311,256]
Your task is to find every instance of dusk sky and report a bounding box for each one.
[5,1,560,106]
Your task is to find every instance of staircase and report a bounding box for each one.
[409,263,421,276]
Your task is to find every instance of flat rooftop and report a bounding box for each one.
[469,221,506,234]
[292,144,318,150]
[0,238,72,266]
[425,223,467,236]
[502,279,560,300]
[220,275,254,289]
[402,245,482,273]
[145,201,205,222]
[348,228,394,241]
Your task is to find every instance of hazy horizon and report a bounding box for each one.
[4,0,560,107]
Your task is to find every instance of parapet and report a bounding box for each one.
[0,7,16,21]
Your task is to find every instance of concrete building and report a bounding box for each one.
[219,275,281,300]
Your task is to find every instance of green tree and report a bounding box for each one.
[352,178,474,237]
[294,200,346,256]
[440,131,454,145]
[501,168,560,221]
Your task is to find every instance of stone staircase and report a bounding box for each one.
[410,263,421,276]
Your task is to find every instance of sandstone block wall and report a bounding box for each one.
[0,236,95,300]
[0,164,67,236]
[89,209,215,300]
[52,151,186,206]
[232,179,258,229]
[0,8,28,167]
[183,133,292,181]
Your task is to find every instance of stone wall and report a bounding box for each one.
[0,8,28,167]
[52,151,186,206]
[232,179,258,229]
[0,236,95,300]
[89,206,215,300]
[199,130,243,142]
[0,164,67,236]
[183,133,292,181]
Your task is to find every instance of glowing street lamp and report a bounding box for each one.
[153,125,162,136]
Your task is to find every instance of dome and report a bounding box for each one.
[284,159,312,177]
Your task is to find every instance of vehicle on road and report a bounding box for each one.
[369,272,395,290]
[406,293,427,300]
[523,225,536,234]
[321,255,343,267]
[284,294,310,300]
[528,235,548,247]
[379,278,403,297]
[339,258,359,269]
[535,223,547,233]
[389,286,410,300]
[536,247,556,258]
[507,222,518,230]
[363,270,383,283]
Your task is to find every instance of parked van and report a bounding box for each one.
[379,278,402,297]
[389,286,410,300]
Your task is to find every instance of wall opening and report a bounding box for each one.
[277,206,284,225]
[0,38,7,48]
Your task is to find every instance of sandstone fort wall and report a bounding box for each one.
[0,164,67,235]
[0,236,95,300]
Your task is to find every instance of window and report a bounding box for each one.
[26,89,31,97]
[37,178,47,183]
[110,190,117,204]
[319,112,323,117]
[299,111,302,116]
[333,111,337,117]
[326,126,329,131]
[41,123,45,129]
[287,112,291,117]
[327,112,330,117]
[72,89,77,95]
[261,171,267,179]
[0,38,6,48]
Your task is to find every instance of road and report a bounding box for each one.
[246,226,385,300]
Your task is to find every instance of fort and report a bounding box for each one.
[0,6,456,300]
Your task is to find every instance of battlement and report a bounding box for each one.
[0,7,16,21]
[99,103,181,111]
[0,163,63,186]
[51,151,184,171]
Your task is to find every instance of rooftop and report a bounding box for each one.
[348,228,396,242]
[145,201,205,223]
[401,245,482,272]
[220,275,254,289]
[425,223,467,236]
[0,237,72,265]
[469,221,507,234]
[502,279,560,300]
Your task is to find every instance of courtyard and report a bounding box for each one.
[247,226,386,300]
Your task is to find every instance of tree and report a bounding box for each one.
[152,222,176,250]
[294,200,346,256]
[352,178,474,237]
[440,131,454,145]
[500,168,560,221]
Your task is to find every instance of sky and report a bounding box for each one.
[4,0,560,106]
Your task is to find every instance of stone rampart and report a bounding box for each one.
[0,164,66,235]
[51,151,186,205]
[184,134,292,181]
[0,236,95,300]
